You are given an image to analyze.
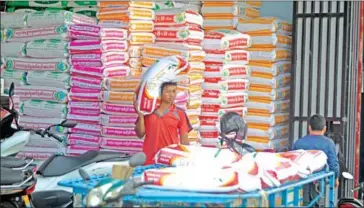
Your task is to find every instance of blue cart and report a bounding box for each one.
[123,166,336,207]
[59,165,336,207]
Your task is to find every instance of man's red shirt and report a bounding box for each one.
[139,105,192,165]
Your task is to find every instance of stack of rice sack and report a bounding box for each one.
[1,10,96,160]
[94,1,164,154]
[201,1,261,31]
[200,30,251,147]
[66,23,132,156]
[141,7,205,143]
[237,17,292,151]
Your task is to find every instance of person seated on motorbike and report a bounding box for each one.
[292,114,340,206]
[134,82,192,165]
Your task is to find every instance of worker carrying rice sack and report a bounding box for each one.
[134,56,192,165]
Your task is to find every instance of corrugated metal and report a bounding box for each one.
[290,1,362,197]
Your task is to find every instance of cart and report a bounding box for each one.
[59,164,336,207]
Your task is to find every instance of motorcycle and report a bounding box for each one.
[337,172,364,207]
[0,83,133,207]
[0,167,36,208]
[216,112,256,155]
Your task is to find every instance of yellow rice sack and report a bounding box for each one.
[249,32,292,48]
[249,73,291,90]
[201,4,260,18]
[247,48,291,63]
[142,44,205,62]
[129,32,156,45]
[244,112,289,127]
[247,124,289,140]
[248,86,290,101]
[237,17,292,35]
[245,99,290,114]
[248,61,291,79]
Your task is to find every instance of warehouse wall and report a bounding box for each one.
[261,1,293,22]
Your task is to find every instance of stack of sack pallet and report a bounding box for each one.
[66,22,132,155]
[201,1,261,31]
[200,29,251,147]
[141,4,205,143]
[94,1,167,154]
[237,17,292,151]
[1,10,97,160]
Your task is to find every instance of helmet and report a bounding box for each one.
[220,112,248,141]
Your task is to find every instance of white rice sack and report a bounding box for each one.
[154,8,203,28]
[1,42,25,57]
[14,86,68,103]
[202,79,250,93]
[204,50,249,65]
[26,10,96,28]
[5,57,71,72]
[1,70,26,86]
[154,144,241,168]
[141,167,240,193]
[1,11,27,29]
[25,39,69,58]
[204,64,251,80]
[203,29,251,51]
[26,71,70,89]
[19,100,68,118]
[3,25,69,42]
[18,116,67,134]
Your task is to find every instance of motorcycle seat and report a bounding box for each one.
[1,157,28,168]
[0,167,24,185]
[31,190,73,208]
[37,150,131,177]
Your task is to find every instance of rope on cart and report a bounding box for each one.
[259,190,269,207]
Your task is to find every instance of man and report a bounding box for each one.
[134,82,192,165]
[292,114,340,206]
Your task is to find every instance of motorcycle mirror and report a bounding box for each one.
[60,120,77,128]
[342,172,354,180]
[79,168,90,181]
[8,83,15,98]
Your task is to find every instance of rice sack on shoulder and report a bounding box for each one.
[136,56,190,115]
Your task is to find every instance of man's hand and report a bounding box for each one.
[133,93,143,117]
[335,179,339,188]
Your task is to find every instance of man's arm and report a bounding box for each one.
[178,110,192,145]
[134,113,146,138]
[326,141,340,178]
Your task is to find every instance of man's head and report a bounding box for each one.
[308,114,326,135]
[160,82,177,104]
